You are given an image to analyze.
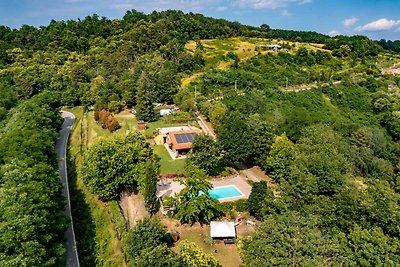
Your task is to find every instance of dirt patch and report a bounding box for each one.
[115,109,135,119]
[217,61,230,70]
[236,41,257,60]
[201,40,217,49]
[181,72,202,87]
[119,192,148,228]
[382,63,400,75]
[237,164,280,197]
[185,40,197,53]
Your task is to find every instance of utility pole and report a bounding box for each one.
[235,79,237,93]
[286,77,288,90]
[194,85,197,98]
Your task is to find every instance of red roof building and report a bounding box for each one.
[167,130,197,155]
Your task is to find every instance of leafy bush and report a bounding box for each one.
[124,218,176,265]
[162,111,192,123]
[248,181,274,219]
[94,109,120,132]
[234,199,248,212]
[108,100,121,113]
[220,167,237,177]
[178,240,219,267]
[174,165,222,224]
[81,132,159,202]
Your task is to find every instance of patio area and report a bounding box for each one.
[164,143,187,160]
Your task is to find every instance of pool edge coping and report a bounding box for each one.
[210,184,245,201]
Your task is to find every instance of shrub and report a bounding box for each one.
[220,167,237,177]
[248,181,274,219]
[234,199,248,212]
[108,101,121,113]
[162,111,192,124]
[178,240,219,267]
[94,109,120,132]
[124,218,172,262]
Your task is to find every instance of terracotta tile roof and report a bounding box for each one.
[168,130,198,150]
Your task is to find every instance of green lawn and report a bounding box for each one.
[114,113,138,133]
[153,145,186,175]
[145,119,198,136]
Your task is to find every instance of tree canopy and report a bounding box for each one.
[81,132,159,203]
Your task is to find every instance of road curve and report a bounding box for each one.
[56,111,80,267]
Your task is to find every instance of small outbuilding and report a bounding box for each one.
[266,44,282,51]
[160,108,173,116]
[210,221,236,243]
[137,120,147,130]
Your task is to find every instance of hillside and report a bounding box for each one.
[1,9,400,267]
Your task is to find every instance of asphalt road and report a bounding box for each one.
[56,111,80,267]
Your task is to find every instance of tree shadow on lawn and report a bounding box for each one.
[67,153,96,266]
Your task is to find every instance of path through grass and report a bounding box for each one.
[66,107,125,266]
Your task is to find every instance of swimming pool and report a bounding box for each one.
[208,185,244,200]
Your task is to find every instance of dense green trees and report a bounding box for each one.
[124,218,183,267]
[81,132,159,203]
[217,111,252,164]
[265,133,294,182]
[242,212,342,266]
[135,71,157,122]
[187,135,224,176]
[0,161,66,266]
[378,39,400,53]
[0,9,266,110]
[242,210,400,267]
[0,8,400,267]
[173,165,221,224]
[247,181,274,219]
[0,92,66,266]
[124,219,219,267]
[342,225,400,265]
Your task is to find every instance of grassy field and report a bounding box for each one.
[160,217,242,267]
[153,145,186,175]
[179,229,241,267]
[183,37,332,89]
[114,109,138,133]
[66,107,125,266]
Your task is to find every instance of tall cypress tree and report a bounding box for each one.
[143,160,159,215]
[136,71,156,122]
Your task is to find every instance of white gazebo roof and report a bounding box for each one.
[210,221,236,238]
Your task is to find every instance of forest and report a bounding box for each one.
[1,8,400,267]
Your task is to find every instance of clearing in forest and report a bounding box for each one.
[182,37,331,88]
[160,217,257,267]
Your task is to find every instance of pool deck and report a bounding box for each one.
[156,175,251,202]
[211,175,251,202]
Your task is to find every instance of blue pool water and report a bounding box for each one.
[208,185,243,200]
